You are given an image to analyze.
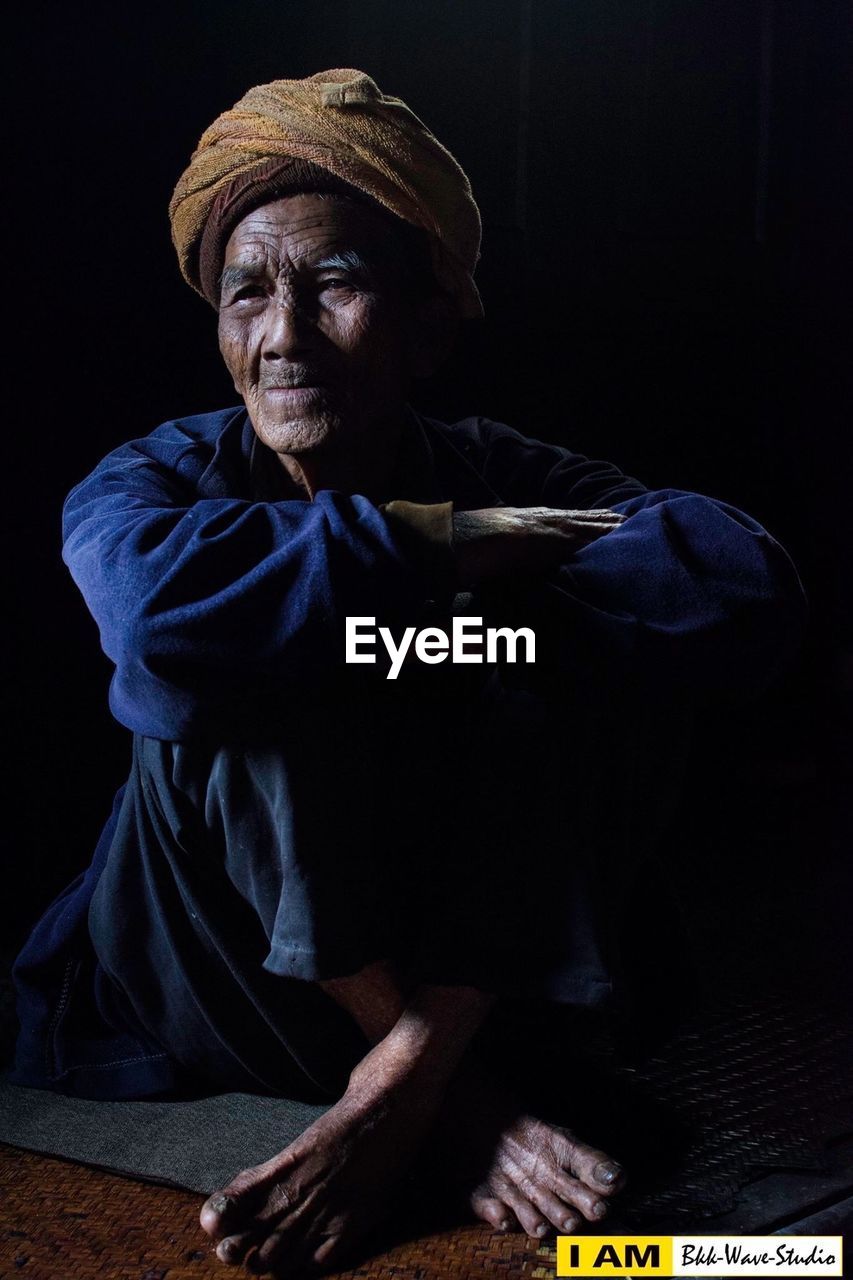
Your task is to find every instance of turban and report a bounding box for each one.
[168,69,483,317]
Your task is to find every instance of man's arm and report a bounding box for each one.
[437,415,808,699]
[561,487,808,698]
[64,415,806,738]
[62,431,456,740]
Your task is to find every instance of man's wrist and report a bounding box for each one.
[379,499,455,595]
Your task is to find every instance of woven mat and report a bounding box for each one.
[607,990,853,1225]
[0,1146,549,1280]
[2,1148,851,1280]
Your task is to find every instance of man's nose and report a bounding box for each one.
[261,296,316,361]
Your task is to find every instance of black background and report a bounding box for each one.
[6,1,852,968]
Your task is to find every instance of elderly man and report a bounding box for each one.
[12,70,805,1275]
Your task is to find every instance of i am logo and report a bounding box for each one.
[556,1236,671,1277]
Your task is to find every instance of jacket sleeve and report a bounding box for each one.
[461,420,808,700]
[62,433,453,740]
[490,485,809,702]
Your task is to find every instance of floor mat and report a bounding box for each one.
[604,990,853,1226]
[0,1080,329,1194]
[0,1145,554,1280]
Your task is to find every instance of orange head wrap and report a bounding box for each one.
[168,69,483,317]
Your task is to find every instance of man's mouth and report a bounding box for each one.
[263,380,324,390]
[260,369,330,393]
[261,382,328,399]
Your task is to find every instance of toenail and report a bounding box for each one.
[535,1222,549,1237]
[208,1193,235,1214]
[499,1218,512,1232]
[592,1201,607,1219]
[593,1161,622,1185]
[562,1216,578,1232]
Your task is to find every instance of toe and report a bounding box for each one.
[549,1167,611,1222]
[200,1192,243,1239]
[555,1133,625,1194]
[246,1233,283,1275]
[311,1234,349,1272]
[215,1231,257,1265]
[250,1223,313,1276]
[491,1176,552,1241]
[470,1187,515,1233]
[513,1170,588,1235]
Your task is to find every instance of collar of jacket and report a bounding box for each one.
[193,403,505,512]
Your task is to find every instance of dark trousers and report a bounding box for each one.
[86,612,691,1101]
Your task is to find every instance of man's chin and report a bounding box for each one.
[250,412,340,457]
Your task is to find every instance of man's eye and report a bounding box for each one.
[232,285,266,301]
[319,277,355,292]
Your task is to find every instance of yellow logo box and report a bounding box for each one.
[555,1235,843,1278]
[556,1237,673,1277]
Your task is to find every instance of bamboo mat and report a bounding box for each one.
[0,1145,547,1280]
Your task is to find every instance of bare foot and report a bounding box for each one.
[437,1066,626,1239]
[199,1043,444,1275]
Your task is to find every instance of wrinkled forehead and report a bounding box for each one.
[222,192,408,272]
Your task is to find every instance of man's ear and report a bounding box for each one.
[407,294,460,379]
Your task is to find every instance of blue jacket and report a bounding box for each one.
[60,404,805,736]
[11,405,807,1097]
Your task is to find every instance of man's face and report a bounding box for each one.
[217,193,419,457]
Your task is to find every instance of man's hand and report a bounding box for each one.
[452,506,626,589]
